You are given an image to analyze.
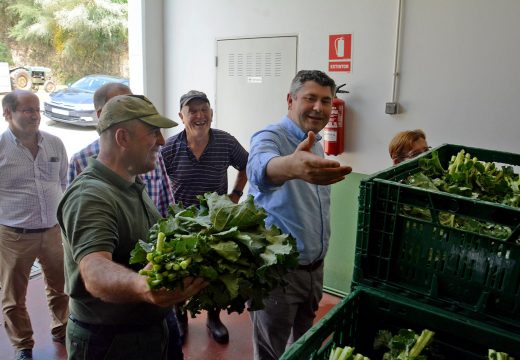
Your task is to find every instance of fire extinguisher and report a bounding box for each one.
[324,84,349,156]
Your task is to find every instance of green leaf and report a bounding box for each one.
[210,241,241,262]
[129,239,154,264]
[220,274,240,299]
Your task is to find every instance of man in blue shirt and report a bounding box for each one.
[247,70,352,360]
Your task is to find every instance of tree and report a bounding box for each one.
[5,0,128,82]
[0,42,13,63]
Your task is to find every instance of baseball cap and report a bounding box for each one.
[97,94,178,134]
[179,90,210,110]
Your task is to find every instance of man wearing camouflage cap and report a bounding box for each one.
[57,94,207,359]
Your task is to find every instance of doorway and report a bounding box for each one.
[215,35,298,191]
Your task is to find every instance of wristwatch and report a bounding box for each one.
[232,189,243,197]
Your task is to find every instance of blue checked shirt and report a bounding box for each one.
[67,139,174,217]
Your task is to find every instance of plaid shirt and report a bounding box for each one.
[67,139,174,217]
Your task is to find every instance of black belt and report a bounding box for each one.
[69,315,160,333]
[1,225,53,234]
[297,259,324,271]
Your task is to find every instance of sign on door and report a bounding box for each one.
[328,34,352,72]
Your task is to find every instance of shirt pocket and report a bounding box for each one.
[40,159,61,181]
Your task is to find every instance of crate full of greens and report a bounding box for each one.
[355,144,520,332]
[129,192,299,316]
[280,287,519,360]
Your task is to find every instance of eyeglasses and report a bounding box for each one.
[407,146,432,158]
[18,108,41,115]
[395,146,432,163]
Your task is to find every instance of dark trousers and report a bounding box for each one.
[67,315,178,360]
[166,309,184,359]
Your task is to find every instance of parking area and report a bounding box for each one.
[0,91,99,158]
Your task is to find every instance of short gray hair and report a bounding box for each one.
[289,70,336,97]
[2,91,21,112]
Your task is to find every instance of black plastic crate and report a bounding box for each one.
[280,287,520,360]
[354,144,520,331]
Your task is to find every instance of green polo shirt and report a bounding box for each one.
[58,158,168,325]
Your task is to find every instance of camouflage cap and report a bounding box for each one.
[97,94,178,134]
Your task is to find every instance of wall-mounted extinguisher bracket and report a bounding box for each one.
[324,83,349,156]
[335,84,349,95]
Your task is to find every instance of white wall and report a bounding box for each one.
[128,0,165,112]
[157,0,520,174]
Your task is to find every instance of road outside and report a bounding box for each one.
[0,90,99,158]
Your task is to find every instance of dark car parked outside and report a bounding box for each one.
[43,74,129,127]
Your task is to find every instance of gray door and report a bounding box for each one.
[215,36,298,192]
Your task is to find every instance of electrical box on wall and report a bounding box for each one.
[385,102,398,114]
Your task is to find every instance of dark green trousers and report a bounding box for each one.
[66,317,168,360]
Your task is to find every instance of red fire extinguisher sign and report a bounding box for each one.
[328,34,352,72]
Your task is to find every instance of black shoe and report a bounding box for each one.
[176,308,188,344]
[15,349,33,360]
[206,310,229,344]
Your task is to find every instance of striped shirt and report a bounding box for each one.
[67,139,174,217]
[0,128,68,228]
[161,129,249,207]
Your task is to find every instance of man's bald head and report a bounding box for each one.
[93,83,132,118]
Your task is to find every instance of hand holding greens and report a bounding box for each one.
[129,192,299,316]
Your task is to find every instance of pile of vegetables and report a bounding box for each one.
[329,346,369,360]
[403,149,520,240]
[374,328,435,360]
[129,192,300,316]
[410,149,520,206]
[488,349,515,360]
[330,328,515,359]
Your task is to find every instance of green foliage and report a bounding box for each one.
[404,149,520,241]
[374,328,435,360]
[130,192,300,317]
[0,42,13,63]
[412,149,520,207]
[488,349,514,360]
[4,0,128,82]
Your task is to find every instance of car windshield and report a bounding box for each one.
[70,76,126,92]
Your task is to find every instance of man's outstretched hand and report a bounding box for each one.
[266,131,352,186]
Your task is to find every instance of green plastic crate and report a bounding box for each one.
[280,287,520,360]
[355,144,520,331]
[281,144,520,359]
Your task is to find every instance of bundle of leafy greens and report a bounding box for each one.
[129,192,299,316]
[403,149,520,240]
[374,328,435,360]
